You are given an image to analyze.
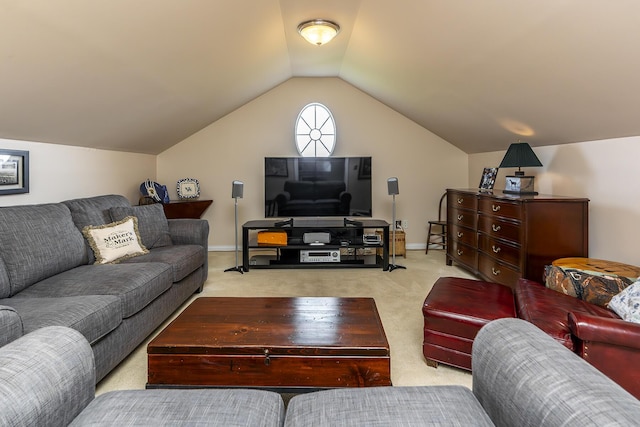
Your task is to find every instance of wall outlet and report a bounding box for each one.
[395,220,408,229]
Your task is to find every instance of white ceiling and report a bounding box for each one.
[2,0,640,154]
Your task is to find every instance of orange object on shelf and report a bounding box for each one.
[257,231,288,246]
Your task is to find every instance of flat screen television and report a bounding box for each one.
[264,157,372,218]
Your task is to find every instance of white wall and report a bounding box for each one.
[158,77,469,250]
[1,84,637,267]
[0,138,155,206]
[469,137,640,266]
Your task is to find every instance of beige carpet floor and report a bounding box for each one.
[96,249,476,395]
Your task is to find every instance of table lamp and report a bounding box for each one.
[499,142,542,195]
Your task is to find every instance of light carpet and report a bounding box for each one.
[96,250,476,395]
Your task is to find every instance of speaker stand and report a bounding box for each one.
[225,196,244,274]
[388,193,406,272]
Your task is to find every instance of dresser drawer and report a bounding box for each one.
[448,191,477,211]
[449,208,476,229]
[450,224,477,247]
[478,253,521,289]
[478,216,521,244]
[478,235,520,268]
[449,241,477,269]
[478,198,521,220]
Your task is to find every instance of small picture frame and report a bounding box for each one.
[479,167,498,191]
[0,149,29,195]
[504,175,537,195]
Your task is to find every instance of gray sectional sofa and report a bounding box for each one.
[0,194,208,382]
[1,318,639,426]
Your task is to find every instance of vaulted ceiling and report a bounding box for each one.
[2,1,640,155]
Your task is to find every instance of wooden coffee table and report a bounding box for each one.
[147,297,391,390]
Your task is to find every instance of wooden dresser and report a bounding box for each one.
[446,189,589,288]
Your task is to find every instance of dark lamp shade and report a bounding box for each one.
[499,143,543,169]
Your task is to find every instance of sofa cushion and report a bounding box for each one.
[608,280,640,323]
[285,386,493,427]
[63,194,132,263]
[0,203,87,297]
[121,245,206,283]
[69,389,285,426]
[515,279,619,350]
[63,194,131,224]
[17,263,173,318]
[0,258,11,301]
[0,305,23,346]
[109,204,173,249]
[284,181,314,200]
[313,181,346,200]
[82,217,149,264]
[2,296,122,345]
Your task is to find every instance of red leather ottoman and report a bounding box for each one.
[422,277,516,371]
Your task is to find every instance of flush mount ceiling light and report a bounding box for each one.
[297,19,340,46]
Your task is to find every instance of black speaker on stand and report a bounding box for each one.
[225,180,244,273]
[387,177,406,272]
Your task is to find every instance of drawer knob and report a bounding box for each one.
[492,224,501,232]
[457,198,463,204]
[491,267,501,276]
[457,214,464,221]
[492,204,500,212]
[457,232,463,238]
[492,245,501,253]
[457,249,463,256]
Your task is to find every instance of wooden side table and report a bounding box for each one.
[378,230,405,258]
[162,200,212,219]
[552,257,640,279]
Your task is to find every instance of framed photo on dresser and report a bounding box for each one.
[479,167,498,191]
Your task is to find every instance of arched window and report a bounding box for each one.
[295,103,336,157]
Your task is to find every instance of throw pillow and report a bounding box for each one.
[109,204,172,249]
[544,265,633,308]
[82,216,148,264]
[608,280,640,323]
[544,265,579,298]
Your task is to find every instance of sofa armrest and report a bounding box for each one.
[0,326,95,427]
[274,192,291,204]
[568,311,640,349]
[0,305,23,347]
[472,318,640,426]
[168,218,209,248]
[568,311,640,398]
[168,219,209,282]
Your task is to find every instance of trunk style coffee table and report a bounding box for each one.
[147,297,391,390]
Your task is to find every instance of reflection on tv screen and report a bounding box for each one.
[264,157,372,218]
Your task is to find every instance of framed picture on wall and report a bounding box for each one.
[479,167,498,191]
[0,149,29,195]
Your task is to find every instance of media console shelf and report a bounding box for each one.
[242,219,390,271]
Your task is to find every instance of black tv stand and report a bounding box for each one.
[274,218,293,228]
[344,217,363,227]
[242,218,389,271]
